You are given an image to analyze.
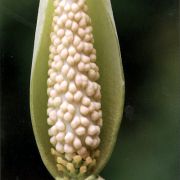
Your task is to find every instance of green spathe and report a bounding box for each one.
[30,0,125,179]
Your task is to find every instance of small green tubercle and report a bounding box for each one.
[56,174,104,180]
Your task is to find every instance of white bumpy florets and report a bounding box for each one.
[47,0,102,177]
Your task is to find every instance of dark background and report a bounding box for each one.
[1,0,180,179]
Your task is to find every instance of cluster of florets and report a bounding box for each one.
[47,0,102,177]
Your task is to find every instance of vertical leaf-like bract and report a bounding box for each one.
[30,0,124,179]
